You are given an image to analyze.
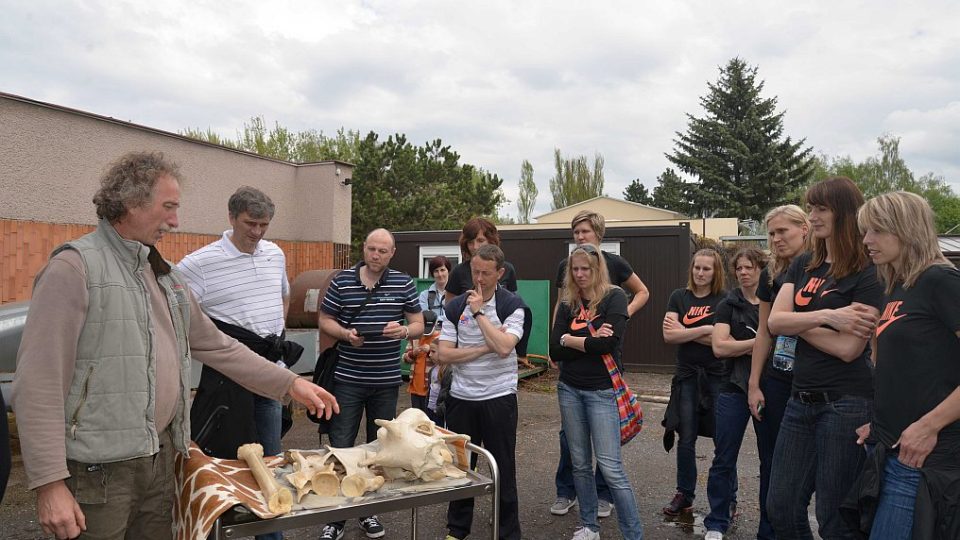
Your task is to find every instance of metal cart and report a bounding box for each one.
[208,443,499,539]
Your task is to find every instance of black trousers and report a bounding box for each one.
[445,393,520,540]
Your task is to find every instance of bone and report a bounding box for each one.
[361,408,470,482]
[238,443,293,514]
[285,451,341,502]
[340,471,385,497]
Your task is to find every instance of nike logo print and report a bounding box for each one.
[795,277,827,307]
[875,314,907,336]
[876,300,906,337]
[682,309,713,326]
[820,288,838,297]
[570,320,589,331]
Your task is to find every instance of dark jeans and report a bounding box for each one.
[754,375,791,540]
[324,384,399,530]
[767,396,871,540]
[253,396,282,540]
[446,394,521,540]
[555,429,612,503]
[676,373,720,499]
[704,391,753,534]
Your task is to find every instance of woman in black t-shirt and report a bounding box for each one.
[767,177,883,539]
[549,244,644,540]
[746,204,810,540]
[662,248,726,516]
[703,247,765,538]
[444,217,518,302]
[854,191,960,539]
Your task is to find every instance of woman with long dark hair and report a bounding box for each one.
[703,247,766,540]
[746,204,810,540]
[662,248,727,516]
[767,177,882,539]
[550,244,644,540]
[850,191,960,539]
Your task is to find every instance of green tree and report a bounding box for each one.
[623,179,654,205]
[182,119,505,259]
[667,58,816,220]
[516,160,538,223]
[549,148,605,210]
[652,168,693,215]
[817,134,960,233]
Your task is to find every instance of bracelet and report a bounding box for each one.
[560,334,567,347]
[403,326,410,339]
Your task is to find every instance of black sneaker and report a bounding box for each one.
[359,515,385,539]
[319,524,344,540]
[662,492,693,516]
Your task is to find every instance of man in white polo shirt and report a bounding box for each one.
[438,244,532,540]
[176,186,290,540]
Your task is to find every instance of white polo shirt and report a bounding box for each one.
[440,294,523,401]
[176,230,289,337]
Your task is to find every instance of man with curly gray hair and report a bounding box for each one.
[12,151,339,540]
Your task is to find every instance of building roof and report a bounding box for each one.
[533,195,684,223]
[939,236,960,254]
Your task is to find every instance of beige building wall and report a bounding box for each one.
[534,196,683,224]
[0,93,351,244]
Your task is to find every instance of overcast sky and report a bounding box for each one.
[3,1,959,219]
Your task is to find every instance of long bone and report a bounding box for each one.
[237,443,293,514]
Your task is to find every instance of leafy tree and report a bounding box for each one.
[652,168,693,215]
[183,119,505,258]
[549,148,605,210]
[816,134,960,232]
[516,160,538,223]
[667,58,816,220]
[623,179,654,205]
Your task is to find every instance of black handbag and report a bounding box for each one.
[307,283,380,428]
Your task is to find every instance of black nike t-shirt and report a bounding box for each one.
[445,259,518,296]
[667,288,725,369]
[555,251,634,289]
[785,253,883,397]
[715,289,759,393]
[874,264,960,457]
[757,267,794,384]
[549,288,630,390]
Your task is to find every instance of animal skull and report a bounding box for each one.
[361,408,470,482]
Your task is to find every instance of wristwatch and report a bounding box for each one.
[472,309,485,318]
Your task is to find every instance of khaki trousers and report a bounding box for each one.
[66,430,175,540]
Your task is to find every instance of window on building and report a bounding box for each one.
[567,241,621,255]
[418,245,462,278]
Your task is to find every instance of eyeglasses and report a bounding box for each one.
[575,244,601,258]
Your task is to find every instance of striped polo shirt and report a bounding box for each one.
[440,293,523,400]
[176,231,289,337]
[321,263,420,387]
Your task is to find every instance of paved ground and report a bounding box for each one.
[1,370,820,539]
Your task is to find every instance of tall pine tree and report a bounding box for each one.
[623,179,654,205]
[667,58,815,220]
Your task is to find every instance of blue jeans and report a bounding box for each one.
[253,396,282,540]
[869,455,922,540]
[558,382,644,540]
[326,384,400,447]
[704,391,754,534]
[676,373,720,499]
[555,429,612,503]
[753,375,792,540]
[767,396,871,540]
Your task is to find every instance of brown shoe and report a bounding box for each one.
[662,492,693,516]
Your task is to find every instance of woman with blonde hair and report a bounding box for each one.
[848,191,960,539]
[550,244,644,540]
[746,204,811,540]
[662,248,727,516]
[767,177,883,538]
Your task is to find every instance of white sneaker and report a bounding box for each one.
[571,526,601,540]
[704,531,724,540]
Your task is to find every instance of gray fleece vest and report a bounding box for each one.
[56,220,193,464]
